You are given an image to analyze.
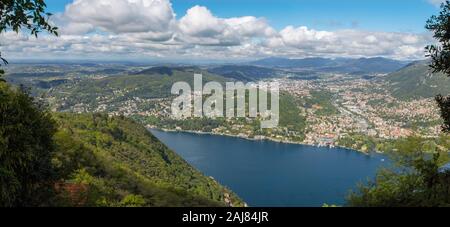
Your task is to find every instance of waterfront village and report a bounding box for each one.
[50,72,441,153]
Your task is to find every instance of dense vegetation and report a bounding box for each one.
[50,67,227,110]
[4,0,450,208]
[348,136,450,207]
[337,133,377,153]
[386,61,450,100]
[0,83,57,206]
[139,92,307,142]
[306,90,339,116]
[427,1,450,134]
[0,81,244,207]
[348,1,450,206]
[50,113,243,207]
[279,93,307,133]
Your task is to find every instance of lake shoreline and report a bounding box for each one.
[147,126,377,155]
[150,128,387,207]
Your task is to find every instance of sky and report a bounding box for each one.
[45,0,441,32]
[0,0,446,61]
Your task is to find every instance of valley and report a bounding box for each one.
[5,58,449,154]
[3,0,450,210]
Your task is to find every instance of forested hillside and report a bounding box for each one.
[386,61,450,99]
[49,67,227,111]
[51,113,244,207]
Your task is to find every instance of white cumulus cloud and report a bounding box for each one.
[63,0,176,35]
[0,0,435,60]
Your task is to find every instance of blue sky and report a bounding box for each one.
[46,0,440,33]
[2,0,443,60]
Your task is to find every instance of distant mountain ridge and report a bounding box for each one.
[207,65,282,82]
[133,66,203,76]
[250,57,409,74]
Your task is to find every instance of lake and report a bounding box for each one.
[150,129,388,207]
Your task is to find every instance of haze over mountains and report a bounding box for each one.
[6,54,449,103]
[203,57,410,82]
[250,57,409,74]
[207,65,282,82]
[7,56,446,100]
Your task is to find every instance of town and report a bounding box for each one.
[43,69,442,153]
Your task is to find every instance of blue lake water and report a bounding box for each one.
[150,129,388,207]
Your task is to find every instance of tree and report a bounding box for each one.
[426,0,450,132]
[0,0,58,80]
[347,137,450,207]
[0,83,57,206]
[347,1,450,207]
[0,0,58,206]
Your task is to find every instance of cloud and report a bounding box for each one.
[176,6,275,46]
[225,16,277,38]
[178,6,226,37]
[63,0,176,36]
[428,0,448,7]
[0,0,434,60]
[263,26,431,59]
[278,26,336,46]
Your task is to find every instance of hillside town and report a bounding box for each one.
[47,72,442,152]
[279,76,440,148]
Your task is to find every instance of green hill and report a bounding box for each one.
[50,67,227,111]
[52,113,244,207]
[386,61,450,100]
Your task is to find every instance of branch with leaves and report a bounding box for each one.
[0,0,58,79]
[426,0,450,76]
[425,0,450,132]
[0,52,7,82]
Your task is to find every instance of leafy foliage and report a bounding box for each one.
[347,137,450,207]
[436,94,450,132]
[0,0,58,78]
[279,93,306,133]
[426,1,450,132]
[337,133,376,153]
[51,113,244,207]
[0,81,244,207]
[426,1,450,76]
[0,83,57,207]
[0,0,58,36]
[305,90,339,116]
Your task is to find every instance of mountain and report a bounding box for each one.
[325,57,410,74]
[52,113,244,207]
[50,66,227,110]
[133,66,202,76]
[250,57,408,74]
[385,61,450,100]
[250,57,336,69]
[207,65,282,81]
